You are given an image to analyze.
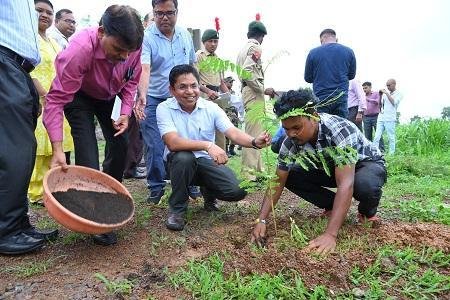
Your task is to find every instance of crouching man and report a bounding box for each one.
[157,65,271,231]
[251,89,386,254]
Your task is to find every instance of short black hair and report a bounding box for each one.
[319,28,336,38]
[169,64,200,87]
[152,0,178,9]
[55,8,72,20]
[247,32,265,40]
[34,0,53,10]
[273,89,318,118]
[144,13,150,22]
[100,5,144,51]
[362,81,372,87]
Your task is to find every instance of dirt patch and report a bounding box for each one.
[1,181,449,299]
[53,189,133,224]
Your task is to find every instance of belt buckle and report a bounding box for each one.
[19,57,35,73]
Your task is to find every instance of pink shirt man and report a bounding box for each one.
[44,26,142,142]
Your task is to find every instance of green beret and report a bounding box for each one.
[202,29,219,42]
[248,21,267,35]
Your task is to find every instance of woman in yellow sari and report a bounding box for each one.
[28,0,74,202]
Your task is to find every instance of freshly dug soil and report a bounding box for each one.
[52,189,133,224]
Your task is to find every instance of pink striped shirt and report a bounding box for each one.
[44,27,142,142]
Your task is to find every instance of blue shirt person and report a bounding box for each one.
[135,0,195,204]
[304,29,356,118]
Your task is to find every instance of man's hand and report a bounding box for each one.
[113,115,129,137]
[264,88,278,99]
[134,96,146,121]
[207,89,219,100]
[50,149,68,171]
[380,89,388,95]
[304,233,336,255]
[254,132,272,148]
[207,143,228,164]
[356,112,363,122]
[251,223,267,248]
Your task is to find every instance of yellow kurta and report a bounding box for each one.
[28,35,74,201]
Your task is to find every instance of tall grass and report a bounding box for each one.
[396,119,449,155]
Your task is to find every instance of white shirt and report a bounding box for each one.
[378,90,402,122]
[48,27,69,49]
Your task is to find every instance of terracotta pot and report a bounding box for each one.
[43,165,134,234]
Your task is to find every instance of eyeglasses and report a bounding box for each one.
[153,10,177,19]
[63,19,77,26]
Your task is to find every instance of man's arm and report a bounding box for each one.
[224,126,271,149]
[304,52,314,83]
[348,50,356,80]
[251,168,289,246]
[305,164,355,255]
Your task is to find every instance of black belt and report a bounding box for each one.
[0,45,35,73]
[205,84,220,92]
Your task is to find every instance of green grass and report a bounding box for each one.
[2,256,64,278]
[95,273,135,296]
[169,253,328,299]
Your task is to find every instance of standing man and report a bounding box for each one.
[373,79,402,154]
[0,0,58,255]
[195,29,229,150]
[136,0,196,204]
[251,89,386,255]
[362,81,384,150]
[48,8,76,49]
[236,20,276,180]
[304,29,356,118]
[44,5,144,246]
[157,65,270,231]
[347,79,366,131]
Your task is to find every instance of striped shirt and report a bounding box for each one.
[0,0,40,65]
[278,113,383,171]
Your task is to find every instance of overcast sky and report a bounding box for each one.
[51,0,450,122]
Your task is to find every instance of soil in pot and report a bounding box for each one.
[52,189,133,224]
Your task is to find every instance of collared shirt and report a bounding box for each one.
[278,113,382,171]
[156,97,233,159]
[347,79,366,111]
[236,39,264,95]
[44,26,142,142]
[48,26,69,49]
[195,49,222,86]
[141,24,196,98]
[0,0,40,65]
[304,42,356,101]
[378,90,402,122]
[364,91,381,116]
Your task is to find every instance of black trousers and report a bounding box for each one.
[0,51,39,238]
[166,151,247,214]
[64,92,128,182]
[347,106,363,131]
[285,161,386,217]
[123,112,144,177]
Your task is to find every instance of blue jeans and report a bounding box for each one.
[374,120,396,154]
[141,96,167,192]
[317,94,348,119]
[363,115,384,151]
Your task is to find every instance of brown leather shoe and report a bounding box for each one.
[166,212,185,231]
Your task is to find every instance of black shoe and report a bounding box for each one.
[166,213,185,231]
[147,189,165,205]
[228,147,236,156]
[204,199,220,212]
[92,232,117,246]
[124,168,147,179]
[24,227,59,242]
[188,186,202,199]
[0,232,45,255]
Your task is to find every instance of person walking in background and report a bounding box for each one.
[347,79,366,131]
[44,5,144,246]
[123,12,154,180]
[28,0,74,203]
[223,76,243,156]
[373,79,402,154]
[195,28,230,150]
[136,0,196,205]
[362,81,384,150]
[0,0,58,255]
[236,19,276,180]
[48,8,76,49]
[304,29,356,118]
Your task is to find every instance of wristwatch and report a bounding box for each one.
[251,138,261,149]
[255,218,267,225]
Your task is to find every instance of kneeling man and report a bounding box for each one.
[157,65,270,231]
[251,89,386,254]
